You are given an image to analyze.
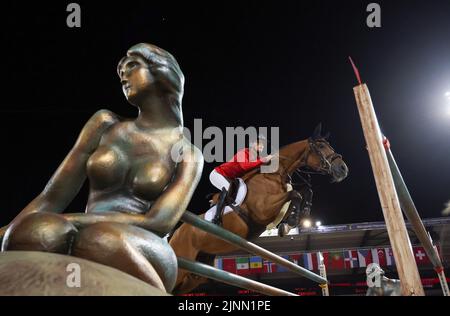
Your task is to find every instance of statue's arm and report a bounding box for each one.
[145,139,204,234]
[2,110,117,232]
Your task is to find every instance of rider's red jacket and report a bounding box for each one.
[214,148,264,178]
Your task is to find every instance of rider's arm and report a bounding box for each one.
[238,149,265,171]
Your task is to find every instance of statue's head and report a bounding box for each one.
[117,43,185,106]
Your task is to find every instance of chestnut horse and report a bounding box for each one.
[169,125,349,293]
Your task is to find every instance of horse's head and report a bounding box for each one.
[277,124,348,183]
[299,124,349,183]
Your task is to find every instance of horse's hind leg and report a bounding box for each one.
[169,222,205,293]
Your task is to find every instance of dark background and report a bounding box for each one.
[1,0,449,227]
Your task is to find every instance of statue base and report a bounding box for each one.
[0,251,169,296]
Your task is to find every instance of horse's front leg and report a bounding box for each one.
[278,189,312,237]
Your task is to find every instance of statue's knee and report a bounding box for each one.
[2,212,78,254]
[72,222,123,259]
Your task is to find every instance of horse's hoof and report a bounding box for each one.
[278,224,291,237]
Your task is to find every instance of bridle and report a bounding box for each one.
[276,138,342,188]
[299,138,343,176]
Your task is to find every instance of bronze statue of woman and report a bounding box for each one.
[0,43,204,293]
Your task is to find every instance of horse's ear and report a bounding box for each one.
[312,123,322,140]
[323,132,330,140]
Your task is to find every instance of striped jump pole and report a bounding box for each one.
[180,211,327,285]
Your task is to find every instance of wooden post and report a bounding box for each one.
[352,82,424,296]
[385,143,449,296]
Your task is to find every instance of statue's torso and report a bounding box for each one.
[85,120,180,214]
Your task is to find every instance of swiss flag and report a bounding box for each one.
[413,247,430,265]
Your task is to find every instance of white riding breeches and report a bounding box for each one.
[209,169,230,191]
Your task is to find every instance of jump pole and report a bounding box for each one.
[177,257,298,296]
[350,57,425,296]
[384,140,449,296]
[180,211,327,285]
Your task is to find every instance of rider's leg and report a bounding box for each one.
[209,169,230,191]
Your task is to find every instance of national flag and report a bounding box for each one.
[371,248,386,266]
[222,258,236,273]
[263,260,277,273]
[322,252,329,269]
[413,247,430,265]
[343,250,359,269]
[236,257,250,275]
[278,255,290,272]
[357,249,373,267]
[384,247,395,266]
[249,256,263,274]
[302,252,318,271]
[289,254,301,265]
[214,257,223,270]
[329,251,345,270]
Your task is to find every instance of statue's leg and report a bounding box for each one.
[2,212,78,254]
[72,222,177,293]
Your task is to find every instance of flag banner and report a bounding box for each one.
[344,250,359,269]
[249,256,263,274]
[263,260,277,273]
[384,247,395,266]
[222,258,237,273]
[329,251,345,270]
[289,254,301,266]
[357,249,372,268]
[236,257,250,275]
[322,252,329,269]
[214,257,223,270]
[413,246,430,265]
[214,245,431,274]
[371,248,386,266]
[277,255,290,272]
[302,252,318,271]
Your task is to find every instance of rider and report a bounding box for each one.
[209,135,273,193]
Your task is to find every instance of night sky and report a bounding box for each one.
[1,1,449,227]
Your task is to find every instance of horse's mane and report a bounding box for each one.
[242,139,309,182]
